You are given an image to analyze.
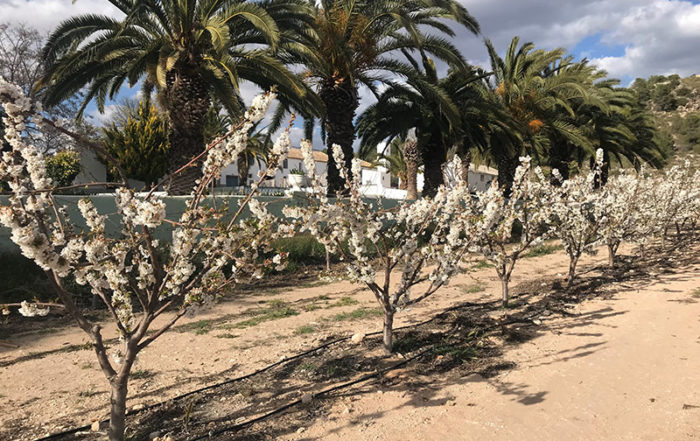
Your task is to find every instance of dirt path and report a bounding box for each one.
[1,243,698,440]
[289,260,700,441]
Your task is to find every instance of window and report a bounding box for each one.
[480,174,485,182]
[283,159,288,169]
[225,175,239,187]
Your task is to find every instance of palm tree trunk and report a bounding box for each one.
[237,152,250,188]
[601,150,610,186]
[404,138,418,199]
[165,67,211,195]
[496,154,519,197]
[460,150,472,185]
[549,144,569,184]
[420,132,445,198]
[320,82,357,196]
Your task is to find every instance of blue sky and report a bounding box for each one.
[2,0,699,140]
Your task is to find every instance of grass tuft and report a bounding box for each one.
[461,282,487,294]
[328,296,359,308]
[130,369,153,380]
[295,325,316,335]
[233,300,299,329]
[331,307,383,322]
[524,243,564,258]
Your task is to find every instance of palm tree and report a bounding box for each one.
[547,66,670,183]
[296,0,479,195]
[39,0,315,194]
[482,37,591,194]
[357,54,488,197]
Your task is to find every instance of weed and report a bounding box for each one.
[77,388,101,398]
[233,301,299,329]
[524,243,564,258]
[295,325,316,335]
[298,362,318,372]
[303,303,322,312]
[331,307,383,322]
[130,369,152,380]
[433,344,478,361]
[181,319,212,335]
[216,333,238,339]
[80,362,94,370]
[470,260,494,270]
[328,296,359,308]
[461,283,486,294]
[65,342,93,352]
[692,288,700,299]
[393,335,423,353]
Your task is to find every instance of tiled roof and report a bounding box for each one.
[287,148,374,168]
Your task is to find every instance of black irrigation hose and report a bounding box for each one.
[186,316,534,441]
[34,297,504,441]
[188,347,434,441]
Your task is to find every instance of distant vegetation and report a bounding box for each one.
[632,74,700,156]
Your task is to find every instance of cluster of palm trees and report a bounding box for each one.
[359,37,670,197]
[37,0,668,196]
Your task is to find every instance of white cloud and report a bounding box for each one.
[589,1,700,78]
[87,103,119,126]
[4,0,699,120]
[455,0,700,79]
[0,0,123,32]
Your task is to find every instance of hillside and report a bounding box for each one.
[632,74,700,156]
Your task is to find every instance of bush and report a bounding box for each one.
[272,234,327,265]
[0,252,53,304]
[46,151,81,187]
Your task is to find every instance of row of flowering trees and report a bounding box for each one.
[2,80,699,440]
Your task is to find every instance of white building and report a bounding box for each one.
[217,147,498,198]
[439,159,498,193]
[217,148,392,196]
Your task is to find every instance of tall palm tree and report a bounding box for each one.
[357,53,489,197]
[296,0,479,195]
[482,37,591,194]
[39,0,315,194]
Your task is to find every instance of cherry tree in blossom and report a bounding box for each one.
[285,145,491,352]
[0,77,291,441]
[473,157,556,307]
[549,150,606,285]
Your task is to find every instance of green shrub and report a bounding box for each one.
[46,150,81,187]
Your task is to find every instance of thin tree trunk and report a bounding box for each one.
[165,66,211,195]
[404,138,418,200]
[108,377,128,441]
[320,82,357,196]
[501,278,509,308]
[382,309,394,353]
[567,255,579,286]
[608,243,616,268]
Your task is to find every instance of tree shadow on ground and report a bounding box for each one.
[24,239,700,441]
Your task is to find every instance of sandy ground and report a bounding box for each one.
[1,242,699,440]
